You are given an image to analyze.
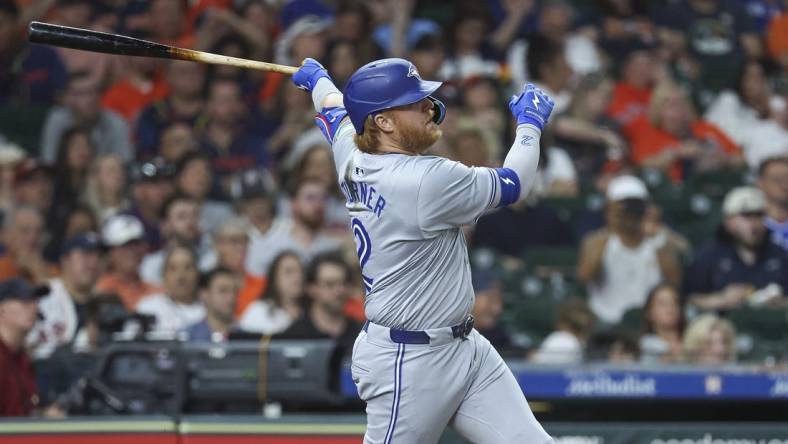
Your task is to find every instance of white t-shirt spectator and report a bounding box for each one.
[26,279,80,359]
[531,331,583,364]
[136,293,205,334]
[238,300,294,335]
[704,91,788,169]
[588,234,663,324]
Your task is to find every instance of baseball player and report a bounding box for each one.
[292,58,554,444]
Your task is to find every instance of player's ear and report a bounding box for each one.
[373,113,395,134]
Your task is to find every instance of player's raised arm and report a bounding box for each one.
[292,58,354,151]
[500,84,555,204]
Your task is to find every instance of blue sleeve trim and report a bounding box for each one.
[314,106,349,144]
[495,167,521,207]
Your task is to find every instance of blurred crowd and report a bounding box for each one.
[1,0,788,417]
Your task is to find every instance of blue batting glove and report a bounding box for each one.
[509,84,555,131]
[292,58,331,92]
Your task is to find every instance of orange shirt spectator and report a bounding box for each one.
[343,293,366,323]
[95,274,159,311]
[630,117,739,182]
[102,73,169,122]
[767,13,788,62]
[608,82,651,140]
[629,82,741,183]
[234,273,266,318]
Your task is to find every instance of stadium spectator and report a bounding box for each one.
[140,193,213,285]
[524,33,573,114]
[51,0,115,90]
[135,61,205,159]
[234,170,289,278]
[0,278,47,416]
[759,156,788,252]
[531,298,596,364]
[284,129,349,232]
[263,179,341,272]
[330,1,382,66]
[456,76,507,144]
[0,206,52,283]
[147,0,193,47]
[629,81,742,183]
[553,72,626,177]
[274,14,330,67]
[586,329,641,363]
[40,72,132,164]
[48,127,94,233]
[240,251,305,334]
[440,1,501,81]
[592,0,657,60]
[577,175,682,324]
[84,154,131,225]
[473,197,575,258]
[767,6,788,82]
[408,33,446,84]
[101,55,168,123]
[277,252,362,355]
[43,203,99,264]
[684,187,788,311]
[183,267,239,342]
[174,151,234,234]
[157,123,198,164]
[197,78,268,185]
[653,0,762,109]
[209,217,264,319]
[704,60,788,169]
[95,214,157,310]
[470,270,517,354]
[0,0,67,104]
[13,159,54,217]
[0,141,24,213]
[642,203,692,260]
[508,0,601,89]
[27,233,103,360]
[443,119,501,169]
[137,246,204,334]
[606,44,661,139]
[126,157,176,250]
[638,283,686,363]
[683,314,737,365]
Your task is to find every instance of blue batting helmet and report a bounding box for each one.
[343,58,446,135]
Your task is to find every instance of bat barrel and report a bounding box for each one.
[28,21,173,58]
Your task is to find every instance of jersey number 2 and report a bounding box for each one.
[351,218,373,293]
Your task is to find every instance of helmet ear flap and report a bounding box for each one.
[428,96,446,125]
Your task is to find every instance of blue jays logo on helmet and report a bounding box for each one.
[343,58,446,135]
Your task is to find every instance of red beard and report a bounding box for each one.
[392,117,442,153]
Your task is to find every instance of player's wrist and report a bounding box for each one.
[312,77,342,111]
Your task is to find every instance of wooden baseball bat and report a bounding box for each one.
[27,21,298,75]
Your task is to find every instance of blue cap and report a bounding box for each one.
[0,278,49,302]
[61,232,103,258]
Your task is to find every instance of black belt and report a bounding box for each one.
[362,315,475,345]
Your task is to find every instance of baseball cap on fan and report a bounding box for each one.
[722,187,766,216]
[102,214,145,247]
[606,175,649,202]
[0,278,49,303]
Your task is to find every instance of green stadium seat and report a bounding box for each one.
[728,307,788,342]
[521,246,578,278]
[619,307,645,335]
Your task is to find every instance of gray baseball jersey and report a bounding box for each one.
[324,110,509,331]
[316,105,552,444]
